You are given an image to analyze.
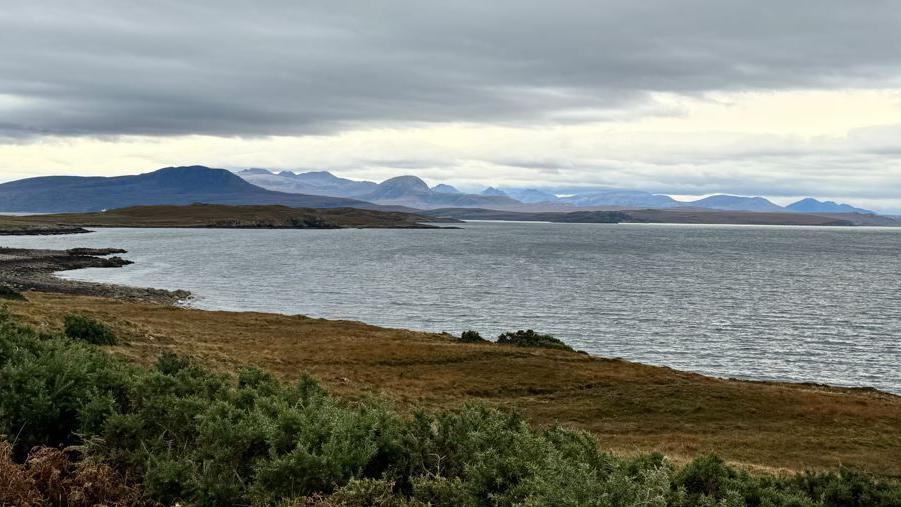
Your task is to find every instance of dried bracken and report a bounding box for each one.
[0,442,142,507]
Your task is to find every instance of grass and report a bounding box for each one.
[7,292,901,479]
[2,303,899,506]
[0,203,447,232]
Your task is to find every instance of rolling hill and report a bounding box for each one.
[688,195,784,212]
[786,197,874,214]
[0,166,394,213]
[239,170,520,209]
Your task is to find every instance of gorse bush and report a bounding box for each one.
[1,309,899,506]
[0,286,25,301]
[496,329,573,351]
[63,312,118,345]
[459,330,487,343]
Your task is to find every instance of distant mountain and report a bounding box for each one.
[235,169,878,215]
[0,166,390,213]
[431,184,461,194]
[688,195,784,212]
[558,190,680,208]
[504,188,558,204]
[237,169,379,198]
[238,170,519,209]
[786,198,873,215]
[362,175,431,200]
[241,168,274,176]
[357,176,520,209]
[481,187,508,197]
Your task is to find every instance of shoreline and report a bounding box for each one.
[2,246,899,474]
[2,243,897,397]
[8,290,901,476]
[0,246,190,304]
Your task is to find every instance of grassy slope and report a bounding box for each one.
[0,204,445,231]
[9,292,901,477]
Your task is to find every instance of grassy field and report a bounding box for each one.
[8,292,900,478]
[0,203,447,232]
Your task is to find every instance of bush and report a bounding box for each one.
[0,286,25,301]
[459,330,487,343]
[496,329,573,351]
[289,216,340,229]
[64,313,118,345]
[2,309,900,506]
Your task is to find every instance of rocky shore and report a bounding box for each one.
[0,247,190,304]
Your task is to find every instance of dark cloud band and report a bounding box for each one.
[1,0,900,137]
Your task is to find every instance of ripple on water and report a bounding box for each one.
[2,222,899,394]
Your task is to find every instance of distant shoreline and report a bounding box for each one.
[0,203,458,236]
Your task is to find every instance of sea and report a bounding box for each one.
[2,221,899,394]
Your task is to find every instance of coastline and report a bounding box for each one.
[0,246,190,304]
[7,291,900,476]
[0,247,899,475]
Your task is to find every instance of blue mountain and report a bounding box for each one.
[0,166,386,213]
[786,198,873,215]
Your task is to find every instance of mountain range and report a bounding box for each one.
[237,169,875,214]
[0,165,877,216]
[237,170,520,209]
[0,166,394,213]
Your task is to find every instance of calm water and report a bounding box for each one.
[3,222,900,394]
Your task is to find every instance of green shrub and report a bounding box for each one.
[459,330,487,343]
[288,216,339,228]
[0,286,25,301]
[2,309,900,506]
[63,313,118,345]
[496,329,573,351]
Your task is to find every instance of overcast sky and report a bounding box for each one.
[1,1,901,211]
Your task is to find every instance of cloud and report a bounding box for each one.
[1,1,901,212]
[2,1,901,137]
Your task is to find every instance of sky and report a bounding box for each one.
[1,1,901,212]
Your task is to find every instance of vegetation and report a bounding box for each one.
[0,441,140,507]
[0,286,25,301]
[10,293,901,477]
[1,307,899,505]
[496,329,573,351]
[63,312,118,345]
[288,216,340,228]
[0,203,446,233]
[460,330,488,343]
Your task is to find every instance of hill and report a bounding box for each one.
[431,183,461,193]
[0,166,393,213]
[355,176,521,208]
[236,170,886,215]
[558,189,681,208]
[787,197,874,214]
[688,194,784,212]
[239,170,519,209]
[0,204,448,234]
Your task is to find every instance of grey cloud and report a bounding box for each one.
[1,1,901,137]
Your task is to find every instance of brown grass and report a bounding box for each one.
[0,441,141,507]
[8,292,901,477]
[0,203,444,231]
